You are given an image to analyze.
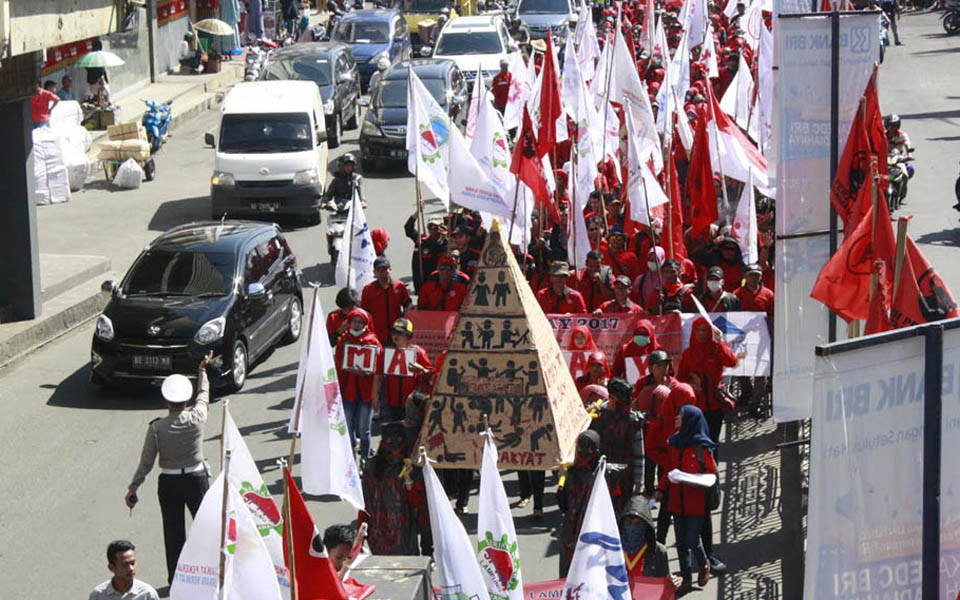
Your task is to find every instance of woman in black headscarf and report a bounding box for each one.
[655,405,718,592]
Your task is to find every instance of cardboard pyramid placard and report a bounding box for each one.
[416,220,590,470]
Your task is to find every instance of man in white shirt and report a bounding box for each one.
[178,32,202,72]
[88,540,159,600]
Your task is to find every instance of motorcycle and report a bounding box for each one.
[142,99,172,154]
[953,160,960,211]
[244,38,275,81]
[887,151,914,213]
[943,0,960,34]
[324,198,351,264]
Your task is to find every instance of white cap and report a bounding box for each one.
[161,374,193,403]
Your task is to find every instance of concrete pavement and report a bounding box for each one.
[0,10,957,598]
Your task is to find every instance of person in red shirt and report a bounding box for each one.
[603,226,640,280]
[676,317,741,445]
[573,250,614,311]
[361,256,412,345]
[598,275,645,315]
[633,350,677,496]
[655,405,717,591]
[491,59,512,113]
[734,263,775,319]
[334,309,383,460]
[327,287,370,346]
[417,255,470,311]
[566,324,599,380]
[31,80,59,128]
[536,262,587,314]
[612,319,661,380]
[372,318,432,422]
[575,351,609,392]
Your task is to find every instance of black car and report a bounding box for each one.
[358,58,467,170]
[260,42,362,149]
[91,222,303,393]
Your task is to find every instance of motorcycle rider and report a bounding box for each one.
[322,153,367,211]
[884,114,913,157]
[508,17,532,46]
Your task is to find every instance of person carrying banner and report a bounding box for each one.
[360,421,426,556]
[373,318,432,422]
[598,275,646,315]
[656,405,718,592]
[590,378,645,514]
[125,353,214,584]
[327,287,369,347]
[417,255,470,311]
[536,261,587,314]
[334,309,383,461]
[677,317,741,446]
[361,256,412,346]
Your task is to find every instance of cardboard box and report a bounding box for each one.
[107,122,144,141]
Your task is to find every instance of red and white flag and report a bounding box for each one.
[731,172,759,264]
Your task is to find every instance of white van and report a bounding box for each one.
[206,81,329,225]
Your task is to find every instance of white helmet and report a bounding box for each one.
[377,57,390,71]
[161,373,193,403]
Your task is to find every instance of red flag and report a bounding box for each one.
[511,107,550,203]
[536,34,563,158]
[863,68,889,178]
[831,100,871,235]
[665,136,688,260]
[890,236,960,327]
[865,260,892,335]
[283,468,374,600]
[686,106,718,238]
[810,195,897,322]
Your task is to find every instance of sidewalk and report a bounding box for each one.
[0,62,243,370]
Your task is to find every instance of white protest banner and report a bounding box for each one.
[773,13,877,422]
[341,344,379,373]
[806,328,960,599]
[681,312,771,376]
[382,347,416,377]
[562,350,590,381]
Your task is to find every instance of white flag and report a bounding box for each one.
[562,460,630,600]
[466,66,484,141]
[171,473,282,600]
[470,93,515,206]
[407,69,451,207]
[720,53,755,131]
[683,0,708,48]
[574,1,600,82]
[569,145,598,269]
[477,433,523,600]
[503,52,534,131]
[291,291,365,510]
[704,22,720,78]
[449,121,512,219]
[741,0,763,50]
[334,190,376,291]
[611,26,662,173]
[625,110,670,225]
[732,173,759,264]
[564,35,604,162]
[222,405,290,597]
[750,24,774,153]
[423,458,492,600]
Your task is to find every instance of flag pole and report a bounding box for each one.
[415,170,425,285]
[571,148,579,273]
[892,217,909,301]
[220,399,229,472]
[288,290,318,469]
[665,135,674,259]
[281,462,300,600]
[598,18,619,230]
[508,173,523,242]
[705,81,732,223]
[218,449,232,598]
[346,188,357,291]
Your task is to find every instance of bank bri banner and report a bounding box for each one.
[807,328,960,599]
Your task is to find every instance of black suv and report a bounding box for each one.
[91,222,303,393]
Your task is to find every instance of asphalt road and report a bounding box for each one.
[1,10,958,598]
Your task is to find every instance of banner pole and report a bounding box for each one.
[665,137,674,260]
[922,324,943,598]
[892,218,909,301]
[288,291,318,469]
[220,399,229,473]
[571,149,579,273]
[218,449,232,597]
[828,9,841,344]
[346,188,357,291]
[282,463,300,600]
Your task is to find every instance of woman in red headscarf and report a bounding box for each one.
[575,351,610,392]
[567,325,598,380]
[334,308,384,460]
[612,319,661,379]
[676,317,739,445]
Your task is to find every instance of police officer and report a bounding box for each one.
[125,352,214,584]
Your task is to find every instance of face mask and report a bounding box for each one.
[634,335,650,346]
[647,261,659,272]
[349,327,365,337]
[620,522,648,554]
[707,280,722,293]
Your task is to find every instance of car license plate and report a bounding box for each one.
[132,355,172,370]
[252,202,280,211]
[390,150,407,159]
